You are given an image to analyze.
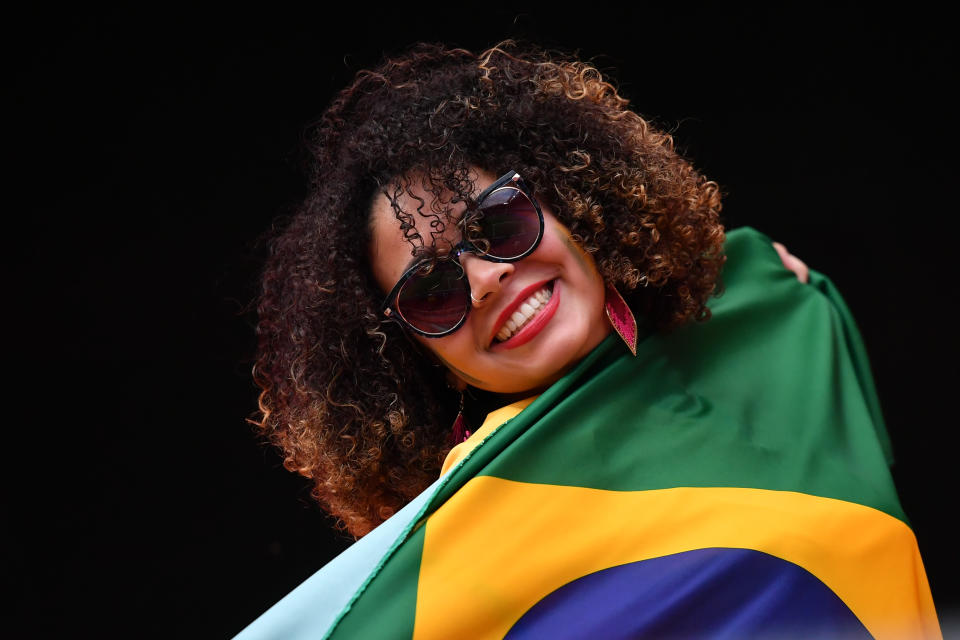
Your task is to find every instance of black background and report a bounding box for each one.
[9,5,957,636]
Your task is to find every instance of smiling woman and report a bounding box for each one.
[243,42,939,639]
[369,168,610,394]
[252,42,726,536]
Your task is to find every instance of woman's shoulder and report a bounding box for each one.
[706,225,894,468]
[722,226,787,283]
[717,226,832,315]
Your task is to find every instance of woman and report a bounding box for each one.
[242,43,939,638]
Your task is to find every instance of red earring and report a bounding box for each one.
[604,283,638,356]
[450,391,471,444]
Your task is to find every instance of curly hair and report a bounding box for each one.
[253,42,725,536]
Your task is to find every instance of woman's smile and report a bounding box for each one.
[488,279,558,348]
[369,168,611,395]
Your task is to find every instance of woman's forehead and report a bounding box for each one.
[367,179,463,290]
[370,168,498,249]
[367,168,498,288]
[370,189,460,252]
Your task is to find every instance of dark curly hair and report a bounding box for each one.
[253,42,725,536]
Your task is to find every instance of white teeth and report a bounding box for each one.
[494,286,553,343]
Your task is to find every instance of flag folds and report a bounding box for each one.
[237,227,940,640]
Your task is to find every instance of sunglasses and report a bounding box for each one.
[381,171,545,337]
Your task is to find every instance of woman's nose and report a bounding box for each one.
[459,253,514,306]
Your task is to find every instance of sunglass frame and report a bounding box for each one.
[380,171,545,338]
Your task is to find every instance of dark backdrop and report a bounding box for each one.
[9,5,957,636]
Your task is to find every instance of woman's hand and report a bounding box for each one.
[772,242,809,283]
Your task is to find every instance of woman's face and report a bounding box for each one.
[369,169,610,395]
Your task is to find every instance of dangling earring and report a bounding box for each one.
[450,390,471,444]
[605,283,638,356]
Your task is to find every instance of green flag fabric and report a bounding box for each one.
[237,227,940,639]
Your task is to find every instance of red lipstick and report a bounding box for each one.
[490,280,560,350]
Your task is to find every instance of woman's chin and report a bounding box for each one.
[480,325,602,395]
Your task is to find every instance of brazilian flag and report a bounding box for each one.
[237,228,940,639]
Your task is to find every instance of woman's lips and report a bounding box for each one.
[490,280,560,350]
[494,285,553,342]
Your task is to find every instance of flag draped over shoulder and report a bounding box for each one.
[236,227,941,640]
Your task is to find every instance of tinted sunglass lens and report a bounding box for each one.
[476,187,541,259]
[396,262,468,334]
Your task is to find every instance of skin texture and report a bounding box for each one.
[369,169,611,395]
